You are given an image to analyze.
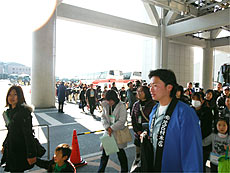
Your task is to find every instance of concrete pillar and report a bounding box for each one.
[31,11,56,108]
[202,41,214,91]
[155,38,161,69]
[160,22,169,68]
[142,39,155,82]
[155,18,169,69]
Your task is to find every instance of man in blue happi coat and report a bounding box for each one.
[146,69,203,172]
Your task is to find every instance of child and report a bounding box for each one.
[36,143,76,172]
[202,118,230,172]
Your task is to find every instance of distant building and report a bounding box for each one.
[5,62,31,75]
[0,62,4,74]
[0,62,8,79]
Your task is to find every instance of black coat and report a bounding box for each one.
[86,89,97,101]
[58,84,66,102]
[36,158,76,172]
[216,95,229,109]
[195,104,213,152]
[131,99,156,147]
[1,104,36,172]
[80,90,86,101]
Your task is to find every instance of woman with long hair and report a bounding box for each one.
[130,86,156,171]
[1,85,37,172]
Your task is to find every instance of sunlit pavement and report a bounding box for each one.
[0,80,135,172]
[0,80,211,172]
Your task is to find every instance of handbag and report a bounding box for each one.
[114,126,132,145]
[79,102,83,109]
[218,146,230,173]
[34,138,46,157]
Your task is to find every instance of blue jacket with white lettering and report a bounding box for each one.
[149,100,203,172]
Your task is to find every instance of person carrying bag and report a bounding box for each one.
[98,90,129,172]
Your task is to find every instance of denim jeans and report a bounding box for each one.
[98,148,128,172]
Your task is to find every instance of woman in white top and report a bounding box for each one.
[98,90,128,172]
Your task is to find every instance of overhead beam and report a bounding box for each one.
[169,35,206,47]
[165,11,178,25]
[143,0,198,17]
[165,9,230,38]
[215,45,230,53]
[187,0,197,3]
[200,0,229,10]
[143,2,160,26]
[57,3,159,38]
[210,29,222,39]
[210,37,230,48]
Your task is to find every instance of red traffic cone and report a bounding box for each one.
[70,129,87,167]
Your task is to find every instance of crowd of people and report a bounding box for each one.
[1,69,230,172]
[55,80,142,116]
[55,69,230,172]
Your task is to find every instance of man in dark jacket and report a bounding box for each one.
[119,87,127,102]
[213,82,223,101]
[86,84,97,116]
[216,86,230,109]
[127,82,137,114]
[57,82,66,113]
[36,143,76,173]
[111,82,118,92]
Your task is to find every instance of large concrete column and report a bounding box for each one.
[155,18,169,69]
[155,38,161,69]
[202,41,214,90]
[31,11,56,108]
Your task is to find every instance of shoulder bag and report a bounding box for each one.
[34,138,46,158]
[114,123,132,145]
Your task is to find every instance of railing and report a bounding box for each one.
[32,124,50,159]
[0,124,50,160]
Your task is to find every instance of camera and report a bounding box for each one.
[194,83,200,92]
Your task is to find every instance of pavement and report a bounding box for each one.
[0,80,211,172]
[0,85,136,172]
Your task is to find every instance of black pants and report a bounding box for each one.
[98,149,128,172]
[210,162,218,172]
[81,100,87,112]
[58,101,64,112]
[89,98,96,115]
[203,150,210,172]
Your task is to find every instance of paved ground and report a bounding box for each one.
[0,80,211,172]
[0,80,136,172]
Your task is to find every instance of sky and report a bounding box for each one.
[0,18,147,78]
[0,0,150,79]
[0,0,229,81]
[56,19,146,78]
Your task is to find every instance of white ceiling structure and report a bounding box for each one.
[57,0,230,53]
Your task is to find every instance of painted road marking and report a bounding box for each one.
[36,112,63,126]
[32,113,48,144]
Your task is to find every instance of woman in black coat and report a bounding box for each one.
[131,86,156,171]
[192,92,213,172]
[204,89,219,123]
[79,87,87,112]
[1,85,37,172]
